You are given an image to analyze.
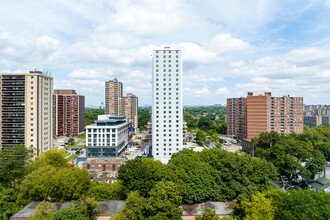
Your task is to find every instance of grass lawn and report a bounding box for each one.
[66,154,78,162]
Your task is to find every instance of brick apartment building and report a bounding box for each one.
[83,158,127,184]
[227,91,304,152]
[53,90,85,137]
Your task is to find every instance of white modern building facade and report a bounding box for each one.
[152,47,183,162]
[86,115,129,158]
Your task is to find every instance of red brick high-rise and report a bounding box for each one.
[53,90,85,137]
[227,92,303,152]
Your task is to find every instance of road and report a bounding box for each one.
[122,141,151,160]
[219,135,242,152]
[53,137,70,148]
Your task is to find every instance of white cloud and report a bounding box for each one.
[184,87,210,97]
[99,0,201,35]
[209,34,253,56]
[216,87,230,96]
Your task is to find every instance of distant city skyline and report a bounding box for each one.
[1,1,330,106]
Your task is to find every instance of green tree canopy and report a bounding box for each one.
[0,144,33,187]
[255,138,326,182]
[251,131,281,150]
[51,206,89,220]
[112,181,182,220]
[195,208,220,220]
[87,180,124,201]
[19,166,90,202]
[28,201,54,220]
[167,149,277,204]
[118,158,166,198]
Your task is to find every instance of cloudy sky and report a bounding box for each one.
[1,0,330,106]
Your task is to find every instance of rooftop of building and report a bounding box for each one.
[54,89,79,95]
[0,70,53,78]
[85,157,127,164]
[86,115,128,127]
[105,78,120,83]
[88,170,119,179]
[181,201,234,216]
[11,200,125,218]
[310,177,330,190]
[154,46,181,51]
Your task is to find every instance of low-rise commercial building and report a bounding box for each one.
[83,158,127,184]
[86,115,129,158]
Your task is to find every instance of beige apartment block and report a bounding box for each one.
[105,78,123,116]
[0,71,53,155]
[122,93,138,129]
[105,79,139,130]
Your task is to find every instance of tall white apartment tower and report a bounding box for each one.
[152,47,183,162]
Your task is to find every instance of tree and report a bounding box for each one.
[146,181,182,219]
[255,138,326,184]
[85,108,105,126]
[138,108,151,130]
[167,149,277,204]
[195,129,207,146]
[68,138,75,145]
[87,180,124,201]
[111,191,146,220]
[51,207,89,220]
[0,144,33,187]
[237,192,275,220]
[314,142,330,161]
[251,131,281,150]
[274,190,330,220]
[28,201,54,220]
[19,166,91,202]
[0,185,23,220]
[112,181,182,220]
[195,208,219,220]
[198,117,216,131]
[71,197,100,219]
[118,158,166,197]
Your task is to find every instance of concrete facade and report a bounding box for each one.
[105,79,138,130]
[152,47,183,162]
[0,71,53,155]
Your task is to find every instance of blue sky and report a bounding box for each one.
[1,0,330,106]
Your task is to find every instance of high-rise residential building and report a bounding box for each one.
[152,47,183,162]
[304,105,330,126]
[105,78,123,116]
[85,115,129,158]
[122,93,138,130]
[0,71,53,155]
[227,97,247,140]
[227,91,304,152]
[53,90,85,137]
[105,79,138,131]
